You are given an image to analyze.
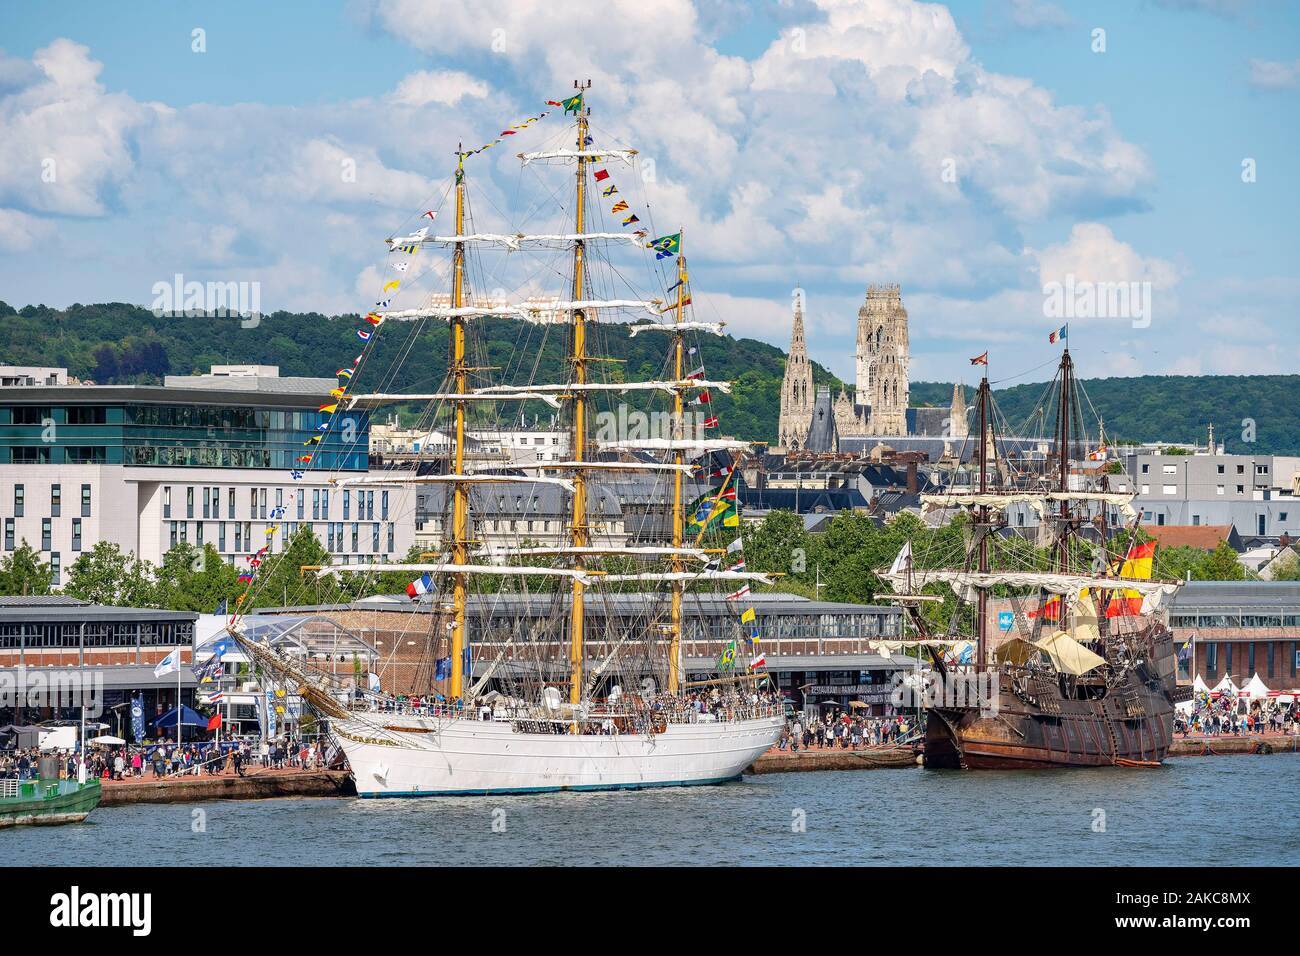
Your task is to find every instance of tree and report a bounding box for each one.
[0,542,52,596]
[250,528,337,608]
[1198,541,1246,581]
[154,543,243,612]
[64,541,158,606]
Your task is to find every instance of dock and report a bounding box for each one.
[749,745,919,774]
[99,769,354,806]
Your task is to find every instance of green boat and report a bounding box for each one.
[0,775,102,828]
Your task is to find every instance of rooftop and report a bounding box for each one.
[1144,524,1236,551]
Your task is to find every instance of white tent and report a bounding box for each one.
[1210,674,1239,697]
[89,734,126,745]
[1192,674,1210,695]
[1240,673,1270,700]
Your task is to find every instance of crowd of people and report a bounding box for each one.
[1176,694,1299,738]
[0,735,328,781]
[778,710,918,751]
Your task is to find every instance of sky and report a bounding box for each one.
[0,0,1296,388]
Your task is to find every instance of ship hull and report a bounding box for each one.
[0,778,101,828]
[331,713,785,797]
[924,650,1177,770]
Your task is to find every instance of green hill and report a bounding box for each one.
[911,376,1300,455]
[0,300,844,444]
[2,300,1294,453]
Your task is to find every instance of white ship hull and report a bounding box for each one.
[332,713,784,797]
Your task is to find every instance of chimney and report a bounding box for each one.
[906,461,918,494]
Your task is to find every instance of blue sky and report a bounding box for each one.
[0,0,1296,386]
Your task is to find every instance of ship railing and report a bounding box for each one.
[0,778,18,799]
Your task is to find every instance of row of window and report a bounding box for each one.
[166,520,396,555]
[4,483,93,519]
[162,485,387,522]
[1202,640,1300,681]
[2,517,85,553]
[0,620,195,649]
[1170,612,1300,628]
[464,612,901,643]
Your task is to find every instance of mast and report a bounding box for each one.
[668,237,687,694]
[568,81,592,711]
[1055,348,1073,574]
[450,151,470,700]
[975,368,990,672]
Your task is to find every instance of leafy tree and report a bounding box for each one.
[0,542,52,596]
[64,541,158,606]
[154,543,243,612]
[1199,541,1246,581]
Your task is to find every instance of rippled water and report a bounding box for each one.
[10,755,1299,866]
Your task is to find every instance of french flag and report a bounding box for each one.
[406,573,433,599]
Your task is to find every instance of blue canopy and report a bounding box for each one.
[150,705,209,738]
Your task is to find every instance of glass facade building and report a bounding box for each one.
[0,388,370,471]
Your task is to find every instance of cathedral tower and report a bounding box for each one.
[855,283,910,436]
[778,295,814,450]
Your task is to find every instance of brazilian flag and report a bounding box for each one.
[688,491,738,533]
[648,232,681,259]
[562,93,584,114]
[717,640,737,672]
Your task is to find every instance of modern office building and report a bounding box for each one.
[0,365,415,581]
[1123,452,1300,537]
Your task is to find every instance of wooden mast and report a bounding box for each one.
[975,367,990,672]
[668,237,687,694]
[568,82,592,712]
[450,150,470,700]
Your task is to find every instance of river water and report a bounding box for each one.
[10,755,1298,866]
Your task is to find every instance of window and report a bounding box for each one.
[381,490,389,520]
[259,487,267,520]
[65,447,106,464]
[1237,464,1245,474]
[218,522,227,552]
[12,407,49,425]
[1217,464,1225,474]
[1236,485,1245,495]
[40,519,51,551]
[312,489,320,520]
[387,522,394,553]
[343,490,350,520]
[1267,642,1275,679]
[50,552,60,586]
[372,523,380,551]
[1140,464,1149,474]
[3,519,11,551]
[50,484,61,517]
[186,486,194,519]
[1216,484,1224,496]
[1205,642,1218,679]
[234,523,243,553]
[1162,485,1177,495]
[1140,484,1150,495]
[321,489,329,521]
[1156,514,1166,526]
[212,487,220,519]
[1192,515,1200,526]
[67,406,106,425]
[71,519,81,551]
[14,485,24,517]
[80,484,91,517]
[202,486,211,519]
[169,522,178,548]
[351,523,359,552]
[250,488,258,518]
[297,491,304,520]
[1162,464,1177,475]
[228,488,236,518]
[366,491,374,520]
[196,523,204,547]
[11,447,51,464]
[163,486,171,518]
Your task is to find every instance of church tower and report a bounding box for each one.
[778,295,814,450]
[948,383,969,439]
[855,283,910,436]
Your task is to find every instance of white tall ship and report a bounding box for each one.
[234,83,783,797]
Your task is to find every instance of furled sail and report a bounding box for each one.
[628,321,725,336]
[330,474,577,493]
[316,563,593,585]
[519,148,637,165]
[344,392,562,408]
[879,568,1180,610]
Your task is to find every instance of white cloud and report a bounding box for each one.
[1033,223,1180,290]
[0,208,55,251]
[389,69,491,107]
[0,39,164,217]
[1248,58,1300,90]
